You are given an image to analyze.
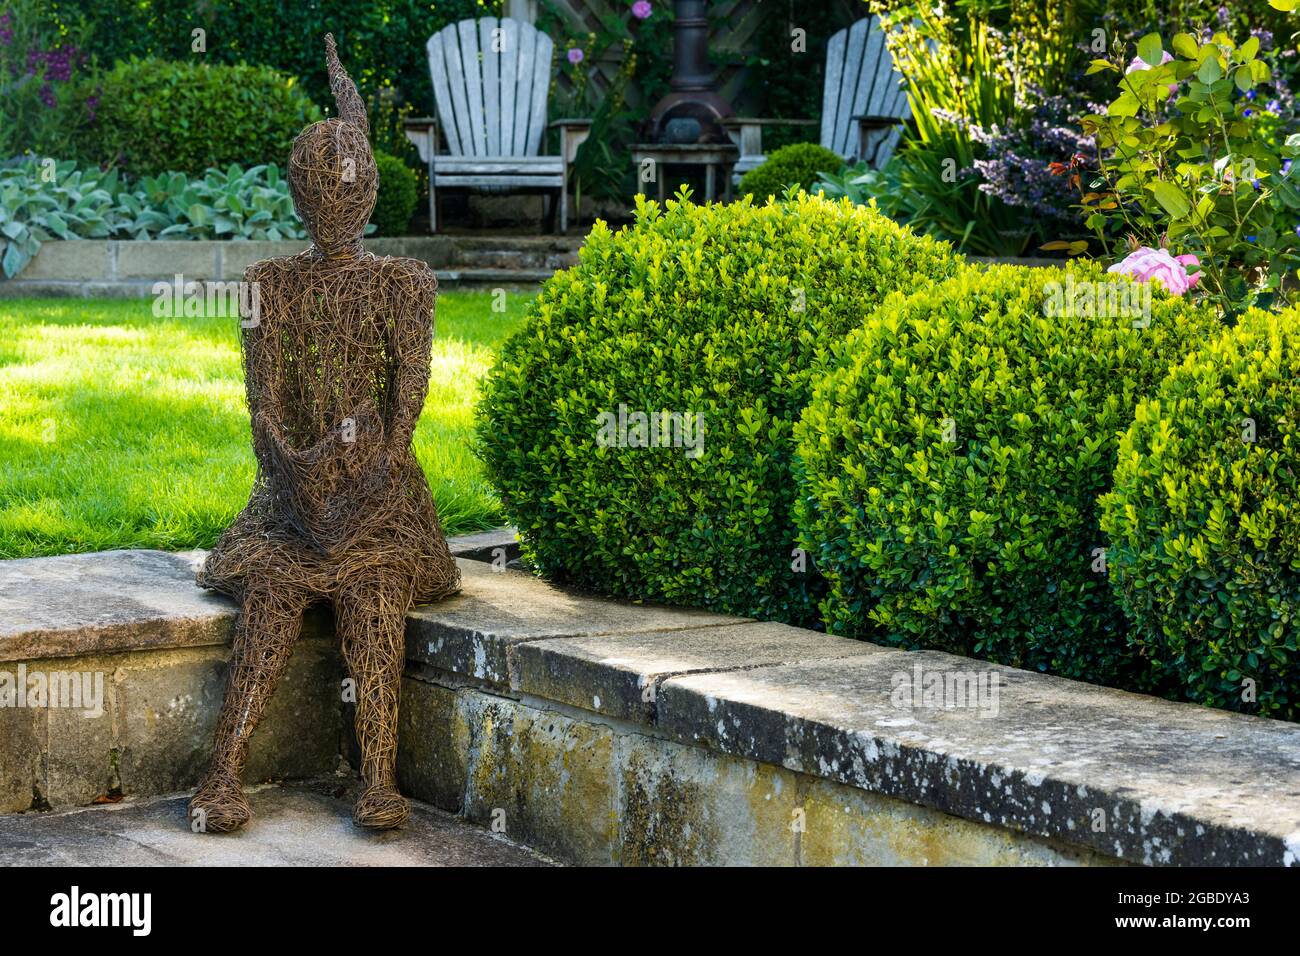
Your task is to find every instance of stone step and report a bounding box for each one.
[0,777,555,866]
[433,267,554,289]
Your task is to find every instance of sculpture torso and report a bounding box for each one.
[198,249,459,605]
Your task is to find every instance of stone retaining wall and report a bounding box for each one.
[0,237,579,297]
[2,542,1298,866]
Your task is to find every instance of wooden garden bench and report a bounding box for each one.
[403,17,590,233]
[726,14,910,183]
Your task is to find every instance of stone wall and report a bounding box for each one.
[2,542,1298,866]
[0,236,581,297]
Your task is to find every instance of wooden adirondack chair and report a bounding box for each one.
[726,15,910,183]
[403,17,590,232]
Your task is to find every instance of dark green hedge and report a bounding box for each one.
[371,151,419,236]
[739,143,844,201]
[476,191,960,624]
[794,262,1221,685]
[73,58,321,177]
[1101,305,1300,719]
[48,0,484,116]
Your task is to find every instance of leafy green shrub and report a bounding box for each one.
[0,158,308,278]
[73,57,320,177]
[370,152,418,237]
[118,164,306,241]
[1082,30,1300,315]
[58,0,485,118]
[738,143,844,200]
[0,158,115,277]
[477,190,960,623]
[794,263,1221,684]
[1100,306,1300,719]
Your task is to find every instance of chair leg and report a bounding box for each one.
[429,175,438,233]
[560,178,569,235]
[543,191,558,234]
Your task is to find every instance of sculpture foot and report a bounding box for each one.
[353,783,409,829]
[188,770,252,834]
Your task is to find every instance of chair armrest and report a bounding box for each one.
[721,118,818,127]
[852,114,906,130]
[403,117,439,163]
[551,118,593,166]
[851,115,906,166]
[722,118,820,156]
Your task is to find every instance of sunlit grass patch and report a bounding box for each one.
[0,291,530,558]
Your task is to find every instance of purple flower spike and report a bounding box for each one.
[567,47,584,65]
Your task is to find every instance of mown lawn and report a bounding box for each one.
[0,292,530,558]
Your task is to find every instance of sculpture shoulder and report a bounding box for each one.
[374,255,438,298]
[243,255,304,283]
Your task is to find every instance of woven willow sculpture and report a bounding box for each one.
[189,34,460,833]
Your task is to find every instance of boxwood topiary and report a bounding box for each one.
[477,191,960,623]
[371,151,419,236]
[739,143,844,200]
[794,263,1221,684]
[74,58,321,177]
[1100,306,1300,719]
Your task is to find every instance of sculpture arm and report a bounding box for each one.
[240,265,289,463]
[383,266,436,464]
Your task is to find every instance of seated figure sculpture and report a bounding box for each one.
[189,34,460,833]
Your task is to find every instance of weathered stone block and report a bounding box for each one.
[108,640,341,799]
[795,776,1113,866]
[219,240,310,279]
[19,241,113,281]
[115,241,219,281]
[459,692,618,864]
[618,735,801,866]
[114,648,224,797]
[396,677,467,812]
[43,660,118,807]
[0,672,46,812]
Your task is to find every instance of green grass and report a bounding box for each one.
[0,292,530,558]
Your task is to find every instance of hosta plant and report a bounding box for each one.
[0,158,116,277]
[119,165,307,241]
[0,159,311,278]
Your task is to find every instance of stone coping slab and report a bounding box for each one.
[0,531,519,663]
[513,621,879,723]
[656,651,1300,867]
[405,559,742,686]
[0,549,232,662]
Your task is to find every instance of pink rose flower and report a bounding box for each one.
[1126,51,1178,98]
[1107,246,1200,295]
[632,1,652,19]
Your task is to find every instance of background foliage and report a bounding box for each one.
[69,57,321,177]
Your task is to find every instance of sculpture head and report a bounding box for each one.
[289,34,377,256]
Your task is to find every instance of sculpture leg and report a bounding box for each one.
[189,582,309,833]
[337,574,413,829]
